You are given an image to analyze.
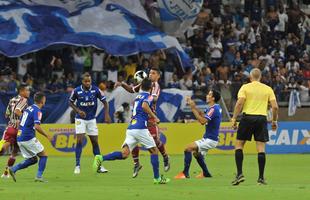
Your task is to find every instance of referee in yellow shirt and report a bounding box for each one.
[231,68,278,186]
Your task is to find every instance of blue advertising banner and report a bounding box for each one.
[267,122,310,154]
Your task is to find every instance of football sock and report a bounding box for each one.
[12,157,37,173]
[7,156,16,167]
[37,156,48,178]
[235,149,243,176]
[258,152,266,179]
[92,143,101,156]
[75,142,83,166]
[183,151,192,176]
[195,153,211,176]
[150,154,159,179]
[102,151,123,160]
[157,142,168,159]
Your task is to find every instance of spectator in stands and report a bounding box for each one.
[124,56,137,80]
[91,49,106,83]
[179,70,193,90]
[167,73,180,89]
[114,103,131,123]
[73,48,86,82]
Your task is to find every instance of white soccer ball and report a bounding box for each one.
[134,70,148,83]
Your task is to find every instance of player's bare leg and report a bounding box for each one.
[1,141,12,178]
[232,140,246,185]
[89,135,108,173]
[74,133,85,174]
[256,141,267,185]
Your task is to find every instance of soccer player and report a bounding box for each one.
[69,73,111,174]
[0,84,30,178]
[115,67,170,178]
[175,90,222,179]
[8,92,52,182]
[231,68,278,185]
[93,78,170,184]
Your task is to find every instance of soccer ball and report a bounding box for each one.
[134,70,147,83]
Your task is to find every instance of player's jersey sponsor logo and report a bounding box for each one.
[80,101,95,106]
[51,129,87,152]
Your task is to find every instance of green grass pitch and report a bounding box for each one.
[0,154,309,200]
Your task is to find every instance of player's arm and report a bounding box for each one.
[34,111,52,141]
[14,98,28,117]
[186,97,208,125]
[142,101,160,123]
[69,90,86,118]
[231,85,246,128]
[115,81,141,93]
[269,90,279,131]
[97,89,111,123]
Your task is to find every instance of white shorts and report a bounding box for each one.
[75,118,98,136]
[17,138,44,159]
[195,138,218,155]
[122,129,156,151]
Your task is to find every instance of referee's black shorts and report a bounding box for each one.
[237,114,269,142]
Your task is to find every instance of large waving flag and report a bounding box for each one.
[0,0,192,68]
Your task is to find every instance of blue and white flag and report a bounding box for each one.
[288,89,301,116]
[0,0,192,68]
[157,0,203,36]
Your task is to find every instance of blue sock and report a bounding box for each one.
[75,142,83,166]
[102,151,123,161]
[195,153,211,176]
[37,156,48,178]
[92,143,101,156]
[183,151,192,176]
[150,154,159,179]
[11,157,37,173]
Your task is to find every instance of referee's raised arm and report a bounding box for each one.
[231,68,279,186]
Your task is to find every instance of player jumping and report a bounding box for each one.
[93,78,170,184]
[0,84,30,178]
[115,67,170,178]
[8,92,53,182]
[69,73,111,174]
[175,90,222,179]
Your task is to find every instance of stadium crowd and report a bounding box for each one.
[0,0,309,111]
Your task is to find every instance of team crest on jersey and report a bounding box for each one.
[131,119,137,125]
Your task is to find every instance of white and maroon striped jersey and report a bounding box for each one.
[5,95,28,128]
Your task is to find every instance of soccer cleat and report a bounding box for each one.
[74,166,80,174]
[35,177,48,183]
[231,174,245,186]
[93,155,103,173]
[97,166,108,173]
[195,172,212,179]
[163,156,170,172]
[174,172,189,179]
[257,178,267,185]
[8,167,16,182]
[132,164,143,178]
[154,175,170,184]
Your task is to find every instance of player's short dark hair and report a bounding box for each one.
[82,72,91,80]
[34,92,45,104]
[211,90,221,102]
[150,67,160,75]
[18,84,28,92]
[141,78,152,91]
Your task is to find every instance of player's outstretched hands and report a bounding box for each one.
[114,81,122,89]
[186,96,195,108]
[105,114,112,124]
[271,121,278,131]
[78,110,86,118]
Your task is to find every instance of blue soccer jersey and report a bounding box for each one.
[17,104,42,142]
[127,92,153,130]
[203,104,222,141]
[70,85,106,120]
